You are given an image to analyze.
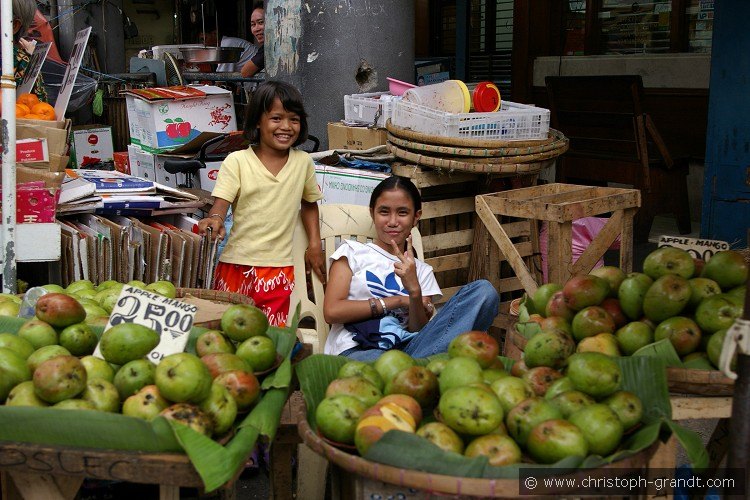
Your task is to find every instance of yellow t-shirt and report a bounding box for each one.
[211,147,323,267]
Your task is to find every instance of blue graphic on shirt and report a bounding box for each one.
[348,271,415,350]
[366,270,407,298]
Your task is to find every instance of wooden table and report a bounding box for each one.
[0,441,234,500]
[0,396,313,500]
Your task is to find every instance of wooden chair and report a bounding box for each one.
[287,203,424,500]
[290,203,425,354]
[545,75,691,242]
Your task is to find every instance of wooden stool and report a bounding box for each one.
[476,183,641,293]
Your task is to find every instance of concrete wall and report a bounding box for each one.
[265,0,415,142]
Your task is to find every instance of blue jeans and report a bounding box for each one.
[341,279,500,362]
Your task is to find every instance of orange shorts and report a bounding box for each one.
[213,262,295,327]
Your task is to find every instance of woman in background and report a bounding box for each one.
[4,0,47,101]
[240,2,265,78]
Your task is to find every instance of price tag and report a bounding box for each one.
[657,235,730,262]
[93,286,197,364]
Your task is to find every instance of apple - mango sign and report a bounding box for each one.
[93,286,197,364]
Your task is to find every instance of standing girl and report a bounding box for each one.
[198,81,324,327]
[323,176,499,360]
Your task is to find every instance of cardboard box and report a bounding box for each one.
[198,161,222,193]
[125,85,237,153]
[327,122,387,151]
[0,182,58,223]
[127,144,157,183]
[71,125,114,168]
[113,151,130,174]
[127,144,195,189]
[314,164,389,206]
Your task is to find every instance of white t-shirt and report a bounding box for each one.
[323,240,442,355]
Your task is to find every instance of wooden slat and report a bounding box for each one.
[547,220,573,285]
[392,164,478,188]
[435,285,462,304]
[421,197,474,219]
[557,192,641,222]
[485,183,579,201]
[422,230,474,252]
[475,196,538,296]
[480,189,640,223]
[570,210,624,276]
[6,472,83,500]
[619,207,637,274]
[670,397,732,420]
[527,186,605,205]
[0,442,204,488]
[496,276,524,293]
[425,252,471,273]
[502,220,532,239]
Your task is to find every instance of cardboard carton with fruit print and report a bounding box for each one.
[125,85,237,153]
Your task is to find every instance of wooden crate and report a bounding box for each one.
[476,183,641,295]
[393,164,539,303]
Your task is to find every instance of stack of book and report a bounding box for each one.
[58,169,207,216]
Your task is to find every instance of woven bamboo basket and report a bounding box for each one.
[386,129,569,158]
[507,324,734,396]
[296,401,659,498]
[387,143,559,175]
[176,288,254,330]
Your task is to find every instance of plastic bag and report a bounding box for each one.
[539,217,622,283]
[18,286,48,319]
[41,59,98,113]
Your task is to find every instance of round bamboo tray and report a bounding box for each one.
[386,129,569,158]
[387,143,558,175]
[388,141,569,165]
[176,288,254,330]
[507,324,734,396]
[386,119,560,148]
[297,402,659,498]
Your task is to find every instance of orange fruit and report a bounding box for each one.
[17,93,40,109]
[23,114,43,120]
[31,102,55,121]
[15,103,30,117]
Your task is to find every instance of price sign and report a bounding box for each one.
[658,235,730,262]
[54,27,91,120]
[93,286,197,364]
[17,42,51,96]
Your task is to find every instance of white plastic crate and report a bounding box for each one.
[391,99,551,141]
[344,92,400,128]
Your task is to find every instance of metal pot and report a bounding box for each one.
[179,46,244,64]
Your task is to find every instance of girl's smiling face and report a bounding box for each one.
[370,188,421,253]
[257,97,301,152]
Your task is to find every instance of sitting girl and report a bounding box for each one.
[323,176,500,361]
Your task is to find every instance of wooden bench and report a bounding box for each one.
[545,75,691,242]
